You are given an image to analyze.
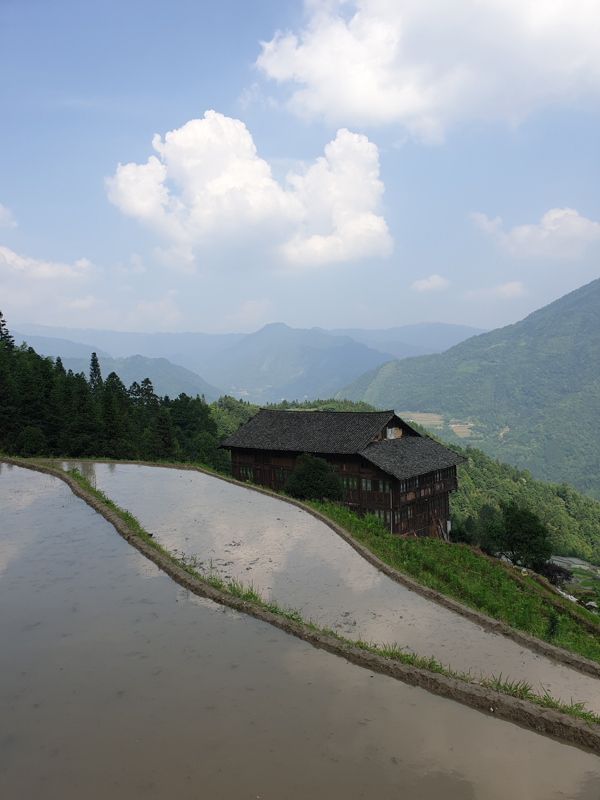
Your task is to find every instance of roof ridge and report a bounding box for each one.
[255,408,394,414]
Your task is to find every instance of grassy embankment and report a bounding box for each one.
[307,500,600,665]
[61,466,600,727]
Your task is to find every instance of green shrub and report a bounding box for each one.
[17,425,48,457]
[283,453,345,502]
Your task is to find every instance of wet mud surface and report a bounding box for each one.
[2,463,600,799]
[60,461,600,714]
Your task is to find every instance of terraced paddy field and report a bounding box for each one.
[58,460,600,715]
[2,462,600,799]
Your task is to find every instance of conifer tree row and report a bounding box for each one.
[0,312,229,469]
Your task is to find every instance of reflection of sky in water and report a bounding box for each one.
[3,465,600,800]
[59,462,600,712]
[0,464,71,577]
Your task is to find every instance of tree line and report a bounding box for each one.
[0,312,229,470]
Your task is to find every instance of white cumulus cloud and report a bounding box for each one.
[473,208,600,258]
[0,203,17,229]
[106,111,392,270]
[411,274,450,292]
[491,281,525,298]
[0,246,95,280]
[256,0,600,140]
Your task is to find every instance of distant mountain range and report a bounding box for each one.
[12,331,113,360]
[59,355,222,403]
[198,323,397,402]
[12,331,223,401]
[14,324,244,375]
[15,321,484,403]
[319,323,487,359]
[337,277,600,500]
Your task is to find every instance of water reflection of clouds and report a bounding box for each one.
[55,463,600,714]
[0,467,67,578]
[278,643,598,800]
[4,463,600,800]
[0,465,63,512]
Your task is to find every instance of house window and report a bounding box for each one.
[373,510,390,524]
[361,478,372,491]
[387,427,394,439]
[401,506,414,522]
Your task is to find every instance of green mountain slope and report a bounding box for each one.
[336,278,600,499]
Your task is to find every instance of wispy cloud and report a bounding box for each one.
[473,208,600,258]
[0,203,17,229]
[466,281,525,300]
[411,274,450,292]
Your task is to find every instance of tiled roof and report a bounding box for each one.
[359,437,466,480]
[221,408,400,454]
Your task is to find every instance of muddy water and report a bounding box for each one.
[1,464,600,799]
[61,461,600,713]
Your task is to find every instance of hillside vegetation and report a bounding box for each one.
[336,278,600,500]
[214,396,600,565]
[0,327,227,469]
[450,444,600,565]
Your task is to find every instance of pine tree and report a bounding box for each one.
[102,372,137,459]
[140,377,158,406]
[0,310,15,351]
[89,353,103,395]
[66,372,104,456]
[147,408,178,461]
[128,381,142,405]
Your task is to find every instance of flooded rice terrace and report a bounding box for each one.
[60,461,600,715]
[2,464,600,800]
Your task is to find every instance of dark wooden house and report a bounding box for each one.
[221,410,465,539]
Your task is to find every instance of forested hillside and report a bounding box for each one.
[451,445,600,565]
[0,318,228,469]
[336,278,600,500]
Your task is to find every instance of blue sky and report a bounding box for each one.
[2,0,600,333]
